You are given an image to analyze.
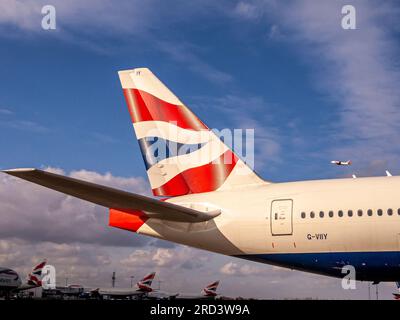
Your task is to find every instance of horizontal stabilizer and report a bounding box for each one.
[2,168,221,223]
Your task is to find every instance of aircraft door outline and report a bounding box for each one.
[270,199,293,236]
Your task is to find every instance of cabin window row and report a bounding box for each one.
[300,208,400,219]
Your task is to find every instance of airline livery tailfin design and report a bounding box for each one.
[27,260,46,287]
[137,272,156,292]
[202,281,219,297]
[118,68,265,197]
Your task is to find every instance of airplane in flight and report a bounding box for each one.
[4,68,400,284]
[0,260,46,298]
[175,281,220,300]
[331,160,352,166]
[91,272,156,299]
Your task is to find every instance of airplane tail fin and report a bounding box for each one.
[202,280,219,297]
[137,272,156,292]
[118,68,266,197]
[27,259,46,287]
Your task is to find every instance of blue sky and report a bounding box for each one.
[0,0,374,182]
[1,0,400,299]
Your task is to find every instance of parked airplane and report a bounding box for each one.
[91,272,156,299]
[145,289,179,300]
[393,282,400,300]
[176,281,220,300]
[4,68,400,283]
[146,281,218,300]
[331,160,352,166]
[42,284,86,299]
[0,260,46,297]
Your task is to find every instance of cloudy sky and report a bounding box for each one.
[0,0,400,299]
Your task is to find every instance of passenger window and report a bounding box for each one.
[398,208,400,215]
[387,208,393,216]
[328,211,334,218]
[338,210,343,217]
[367,209,373,216]
[319,211,324,218]
[301,212,306,219]
[377,209,383,216]
[357,209,363,217]
[348,210,353,217]
[310,211,315,218]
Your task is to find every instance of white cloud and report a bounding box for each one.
[69,169,148,193]
[90,132,119,145]
[0,108,13,115]
[0,168,150,246]
[120,248,171,268]
[0,0,234,84]
[120,246,209,269]
[220,261,268,276]
[0,108,48,133]
[0,119,48,133]
[0,0,227,35]
[190,94,282,172]
[267,24,283,40]
[229,0,400,172]
[262,1,400,166]
[0,168,398,298]
[0,0,147,34]
[282,1,400,141]
[220,262,237,275]
[0,169,214,289]
[154,41,233,85]
[0,0,40,31]
[233,2,261,20]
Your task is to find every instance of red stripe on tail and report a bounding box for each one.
[123,88,208,130]
[153,150,238,196]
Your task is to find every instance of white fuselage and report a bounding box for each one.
[0,268,22,291]
[134,176,400,281]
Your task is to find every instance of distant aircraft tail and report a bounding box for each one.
[392,282,400,300]
[27,260,46,287]
[202,280,219,297]
[118,68,265,197]
[137,272,156,292]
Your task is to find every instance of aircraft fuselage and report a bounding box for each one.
[120,176,400,281]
